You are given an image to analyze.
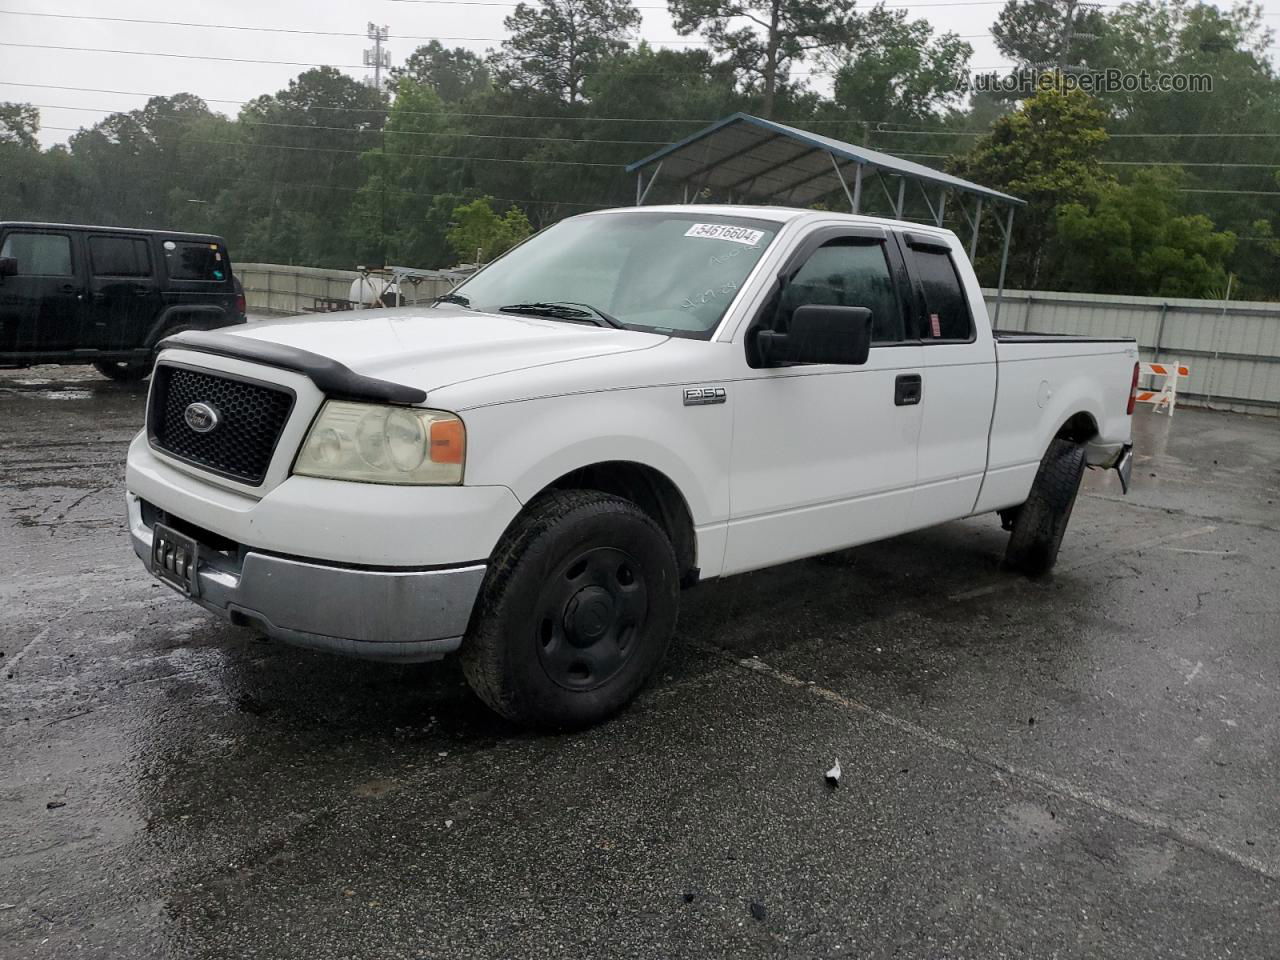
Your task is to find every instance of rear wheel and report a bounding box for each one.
[1004,437,1088,577]
[460,490,680,729]
[92,358,151,382]
[93,323,198,383]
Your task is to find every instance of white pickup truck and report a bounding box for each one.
[126,205,1136,727]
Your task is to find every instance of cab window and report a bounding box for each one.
[907,247,973,342]
[0,232,73,276]
[776,239,904,343]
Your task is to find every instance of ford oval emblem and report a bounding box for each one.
[184,401,221,434]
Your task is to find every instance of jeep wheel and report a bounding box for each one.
[1004,437,1088,577]
[92,359,152,382]
[460,490,680,729]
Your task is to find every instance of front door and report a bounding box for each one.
[723,230,924,576]
[85,233,160,351]
[0,228,83,354]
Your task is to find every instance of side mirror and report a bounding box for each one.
[757,305,873,366]
[0,257,17,279]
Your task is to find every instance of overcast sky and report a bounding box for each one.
[2,0,1277,149]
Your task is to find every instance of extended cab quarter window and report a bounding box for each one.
[165,241,228,282]
[777,240,904,343]
[89,236,151,277]
[907,246,973,342]
[0,232,73,276]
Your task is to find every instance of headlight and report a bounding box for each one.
[294,401,465,485]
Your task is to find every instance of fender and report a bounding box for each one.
[145,304,238,347]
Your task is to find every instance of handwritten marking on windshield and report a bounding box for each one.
[681,281,739,311]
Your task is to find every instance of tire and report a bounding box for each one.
[460,490,680,729]
[92,358,152,382]
[1004,437,1088,577]
[93,323,198,383]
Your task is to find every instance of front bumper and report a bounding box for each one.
[128,493,485,662]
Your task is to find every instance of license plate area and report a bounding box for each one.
[152,523,200,597]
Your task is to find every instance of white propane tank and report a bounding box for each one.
[348,276,401,307]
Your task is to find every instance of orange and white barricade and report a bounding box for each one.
[1135,360,1189,416]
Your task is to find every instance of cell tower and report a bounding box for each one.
[364,23,390,89]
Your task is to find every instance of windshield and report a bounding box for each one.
[450,212,780,338]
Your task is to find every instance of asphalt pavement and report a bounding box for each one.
[2,364,1278,959]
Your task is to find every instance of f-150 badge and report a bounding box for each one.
[683,386,727,406]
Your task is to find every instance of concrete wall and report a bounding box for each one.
[986,288,1280,417]
[237,263,455,316]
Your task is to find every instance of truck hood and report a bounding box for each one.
[220,306,667,395]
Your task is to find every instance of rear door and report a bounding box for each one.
[85,233,160,350]
[898,232,998,528]
[0,227,84,353]
[724,227,924,574]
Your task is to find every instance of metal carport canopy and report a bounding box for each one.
[625,112,1025,323]
[624,112,1024,210]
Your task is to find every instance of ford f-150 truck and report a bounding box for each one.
[126,205,1137,728]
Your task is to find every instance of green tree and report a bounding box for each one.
[824,5,972,126]
[347,77,462,268]
[950,86,1112,287]
[394,41,492,102]
[0,102,39,148]
[496,0,641,104]
[1055,168,1236,296]
[218,68,386,266]
[667,0,858,117]
[447,197,533,263]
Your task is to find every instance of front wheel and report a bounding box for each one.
[1004,437,1087,577]
[460,490,680,729]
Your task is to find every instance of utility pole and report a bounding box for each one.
[364,23,390,90]
[1055,0,1099,74]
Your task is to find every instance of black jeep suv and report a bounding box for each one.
[0,222,246,382]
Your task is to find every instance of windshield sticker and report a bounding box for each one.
[684,223,765,247]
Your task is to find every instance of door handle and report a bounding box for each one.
[895,373,922,406]
[60,283,76,293]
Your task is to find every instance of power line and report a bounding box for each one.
[37,125,1280,184]
[0,9,995,43]
[39,125,627,165]
[11,81,1280,140]
[0,41,1017,76]
[380,0,1109,7]
[28,103,673,145]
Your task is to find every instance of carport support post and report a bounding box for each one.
[936,189,947,227]
[830,152,856,213]
[852,164,863,213]
[895,178,906,218]
[992,206,1015,327]
[636,161,663,206]
[969,197,984,260]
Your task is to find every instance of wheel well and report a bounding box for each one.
[542,461,698,585]
[1055,412,1099,444]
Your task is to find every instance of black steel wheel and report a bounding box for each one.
[533,546,648,692]
[461,490,679,729]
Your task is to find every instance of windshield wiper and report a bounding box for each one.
[498,301,625,329]
[432,292,471,308]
